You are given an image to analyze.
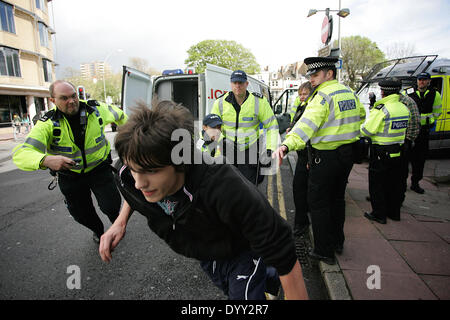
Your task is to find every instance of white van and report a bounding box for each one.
[120,63,270,124]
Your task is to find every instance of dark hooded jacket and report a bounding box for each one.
[114,157,297,276]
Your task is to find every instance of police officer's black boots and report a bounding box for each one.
[410,183,425,194]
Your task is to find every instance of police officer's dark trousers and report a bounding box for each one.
[223,138,263,185]
[369,144,403,221]
[307,144,353,258]
[400,139,413,204]
[293,150,309,231]
[410,125,429,186]
[58,164,121,237]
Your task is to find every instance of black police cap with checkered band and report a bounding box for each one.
[304,57,339,76]
[379,79,402,92]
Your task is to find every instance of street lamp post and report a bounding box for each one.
[307,2,350,81]
[103,49,123,103]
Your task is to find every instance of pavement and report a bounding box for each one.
[287,151,450,300]
[2,124,449,300]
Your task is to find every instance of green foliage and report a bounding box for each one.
[62,68,122,104]
[339,36,385,90]
[185,40,260,74]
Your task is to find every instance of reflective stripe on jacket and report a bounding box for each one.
[283,79,366,151]
[12,100,127,173]
[360,94,410,145]
[290,96,301,121]
[406,88,442,126]
[211,92,278,151]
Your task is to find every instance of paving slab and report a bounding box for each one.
[353,199,372,214]
[373,216,443,242]
[412,214,447,223]
[420,275,450,300]
[342,269,437,300]
[337,237,411,273]
[391,241,450,275]
[344,216,381,239]
[345,202,363,217]
[346,188,369,202]
[422,221,450,243]
[419,179,439,191]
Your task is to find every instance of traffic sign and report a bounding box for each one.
[318,45,331,57]
[321,15,333,45]
[321,16,329,44]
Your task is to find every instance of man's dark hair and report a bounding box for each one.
[115,100,194,172]
[324,67,337,79]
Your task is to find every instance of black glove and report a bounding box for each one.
[369,92,376,107]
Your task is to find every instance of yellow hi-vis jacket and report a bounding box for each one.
[211,91,279,151]
[360,94,410,146]
[12,100,127,173]
[196,131,223,158]
[290,96,301,121]
[283,80,366,152]
[404,87,442,126]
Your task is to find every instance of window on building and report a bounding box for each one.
[0,46,21,77]
[35,0,46,11]
[43,59,52,82]
[38,22,49,47]
[0,1,15,33]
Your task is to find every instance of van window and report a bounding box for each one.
[431,77,443,95]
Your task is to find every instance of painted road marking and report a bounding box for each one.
[276,168,287,220]
[267,169,287,220]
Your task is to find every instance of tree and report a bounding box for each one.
[384,42,416,60]
[63,72,122,105]
[185,40,260,74]
[339,36,385,89]
[129,57,160,75]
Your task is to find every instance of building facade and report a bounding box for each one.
[80,61,112,81]
[0,0,55,127]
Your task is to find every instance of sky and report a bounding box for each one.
[49,0,450,78]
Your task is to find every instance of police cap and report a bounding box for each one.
[230,70,247,82]
[304,57,339,76]
[203,114,223,127]
[417,72,431,80]
[379,79,402,92]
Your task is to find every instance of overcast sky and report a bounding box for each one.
[50,0,450,78]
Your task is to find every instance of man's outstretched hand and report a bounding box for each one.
[272,145,288,166]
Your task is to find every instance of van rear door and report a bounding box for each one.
[121,66,153,115]
[204,64,233,115]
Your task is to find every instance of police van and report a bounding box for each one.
[121,63,270,124]
[357,55,450,150]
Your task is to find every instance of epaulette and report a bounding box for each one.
[375,103,384,110]
[39,109,56,122]
[86,99,100,107]
[252,92,263,99]
[405,87,415,95]
[217,91,227,99]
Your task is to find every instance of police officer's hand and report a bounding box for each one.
[272,145,288,166]
[99,222,126,263]
[42,155,76,171]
